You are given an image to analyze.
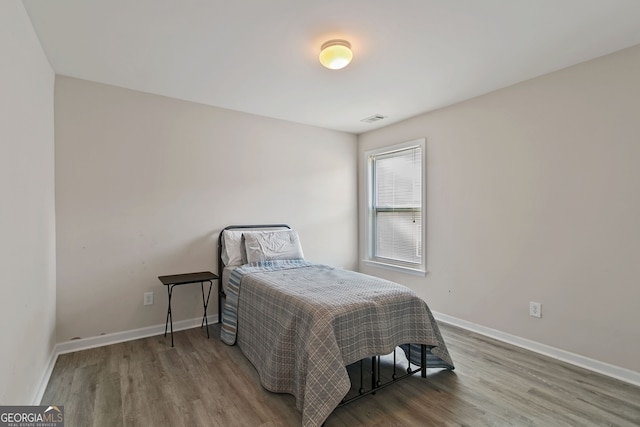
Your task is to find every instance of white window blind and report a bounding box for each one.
[366,140,425,272]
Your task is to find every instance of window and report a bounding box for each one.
[365,138,425,274]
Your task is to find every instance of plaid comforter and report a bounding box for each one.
[220,260,454,427]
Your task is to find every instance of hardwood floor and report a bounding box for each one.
[41,323,640,426]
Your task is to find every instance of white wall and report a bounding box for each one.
[0,2,56,404]
[358,45,640,373]
[54,77,358,342]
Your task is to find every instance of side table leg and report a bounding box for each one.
[164,285,174,347]
[201,280,212,338]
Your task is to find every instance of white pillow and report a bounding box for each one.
[221,230,245,266]
[221,228,289,266]
[243,230,304,264]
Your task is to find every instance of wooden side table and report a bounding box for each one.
[158,271,219,347]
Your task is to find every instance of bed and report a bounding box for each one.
[217,224,454,426]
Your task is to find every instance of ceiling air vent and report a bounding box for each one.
[360,114,387,123]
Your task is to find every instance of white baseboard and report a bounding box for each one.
[32,314,219,404]
[34,311,639,404]
[32,346,59,405]
[56,314,219,355]
[432,311,640,388]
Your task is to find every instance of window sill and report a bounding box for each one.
[362,260,427,277]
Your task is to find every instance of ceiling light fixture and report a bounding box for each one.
[319,39,353,70]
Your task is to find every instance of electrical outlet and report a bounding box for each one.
[144,292,154,306]
[529,301,541,318]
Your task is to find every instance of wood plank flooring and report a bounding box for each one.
[41,323,640,426]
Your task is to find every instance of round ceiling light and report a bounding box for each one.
[319,39,353,70]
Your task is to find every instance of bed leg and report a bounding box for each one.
[371,356,378,394]
[358,360,365,395]
[421,344,427,378]
[217,284,226,324]
[392,349,397,380]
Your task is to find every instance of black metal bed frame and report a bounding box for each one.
[338,344,427,407]
[217,224,429,408]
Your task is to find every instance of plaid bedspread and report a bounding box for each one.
[220,261,454,427]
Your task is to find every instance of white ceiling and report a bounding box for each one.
[22,0,640,134]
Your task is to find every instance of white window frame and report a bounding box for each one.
[364,138,426,276]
